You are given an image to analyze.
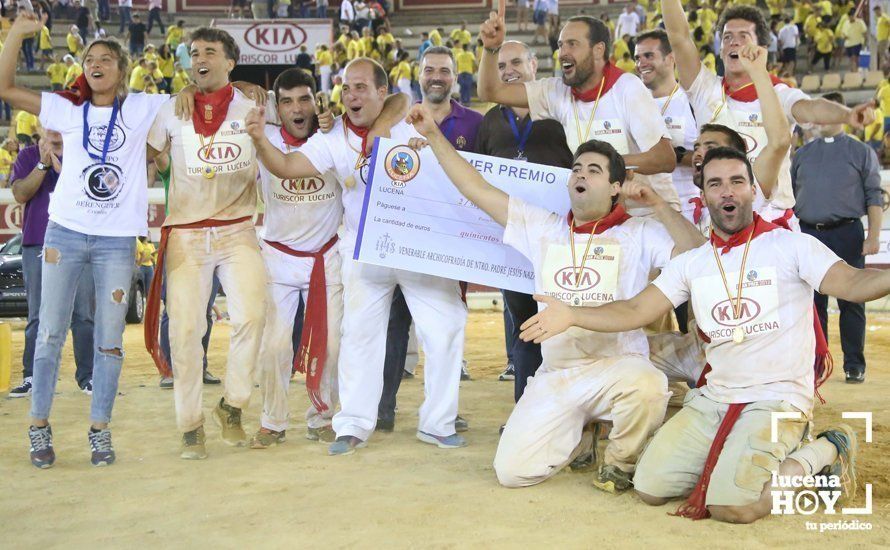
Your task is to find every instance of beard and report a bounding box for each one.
[421,79,451,103]
[561,54,596,88]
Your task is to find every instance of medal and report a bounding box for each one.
[344,175,356,188]
[711,229,755,344]
[732,326,745,343]
[203,165,217,179]
[197,129,218,181]
[503,108,533,162]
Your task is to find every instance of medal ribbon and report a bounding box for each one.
[502,108,533,158]
[82,98,120,164]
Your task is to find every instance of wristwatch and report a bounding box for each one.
[673,146,687,165]
[36,162,50,171]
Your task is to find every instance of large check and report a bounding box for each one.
[354,138,570,293]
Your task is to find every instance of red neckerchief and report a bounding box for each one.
[709,213,779,254]
[721,74,785,103]
[55,73,92,106]
[689,197,704,225]
[280,125,308,148]
[570,62,624,102]
[344,114,370,153]
[193,84,234,137]
[568,204,631,234]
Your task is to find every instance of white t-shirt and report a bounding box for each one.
[38,92,169,237]
[652,229,841,415]
[298,117,421,247]
[685,65,810,210]
[504,196,674,370]
[147,89,258,226]
[258,124,343,251]
[655,87,699,219]
[525,74,679,212]
[778,24,799,50]
[616,11,641,38]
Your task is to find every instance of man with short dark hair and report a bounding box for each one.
[127,13,147,56]
[791,92,884,384]
[777,16,799,75]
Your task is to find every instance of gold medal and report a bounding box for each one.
[344,175,355,188]
[711,229,755,345]
[732,326,745,344]
[203,165,217,179]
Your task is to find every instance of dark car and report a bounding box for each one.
[0,233,145,323]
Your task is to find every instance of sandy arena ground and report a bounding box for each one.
[0,310,888,548]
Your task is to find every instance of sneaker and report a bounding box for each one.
[376,417,395,433]
[9,377,33,398]
[455,415,469,432]
[306,425,336,443]
[498,363,515,381]
[816,424,859,500]
[417,430,467,449]
[460,360,471,381]
[250,428,286,449]
[401,369,414,379]
[159,376,174,389]
[328,435,366,456]
[80,381,93,396]
[181,426,207,460]
[569,425,598,472]
[212,397,247,446]
[28,425,55,469]
[203,370,221,385]
[845,371,865,384]
[88,428,115,466]
[592,464,633,494]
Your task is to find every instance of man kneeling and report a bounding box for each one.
[521,147,866,523]
[406,103,705,491]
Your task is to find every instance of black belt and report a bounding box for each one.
[799,218,858,231]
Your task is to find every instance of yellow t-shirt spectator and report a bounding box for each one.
[130,66,149,91]
[39,26,52,51]
[456,50,475,74]
[818,0,832,17]
[65,63,83,87]
[613,38,630,63]
[166,26,183,47]
[158,56,174,79]
[16,111,39,137]
[376,32,395,50]
[876,80,890,113]
[702,52,716,73]
[878,14,890,41]
[360,36,374,55]
[136,240,156,267]
[814,28,835,54]
[450,28,472,48]
[865,107,884,142]
[316,49,333,67]
[0,148,14,181]
[794,1,812,25]
[330,83,343,107]
[172,70,190,93]
[429,29,442,47]
[347,39,361,60]
[843,19,867,48]
[803,14,820,39]
[396,61,411,80]
[47,63,67,86]
[66,32,82,56]
[615,56,636,73]
[766,0,785,16]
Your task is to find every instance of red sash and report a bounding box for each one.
[569,62,624,102]
[567,204,631,233]
[193,84,234,137]
[722,74,785,102]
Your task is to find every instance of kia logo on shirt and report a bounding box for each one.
[711,297,761,327]
[245,23,308,53]
[281,177,324,195]
[199,142,242,165]
[553,267,600,292]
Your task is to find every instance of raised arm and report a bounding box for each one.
[0,14,46,115]
[818,261,890,303]
[622,178,707,255]
[661,0,701,89]
[740,45,790,199]
[477,0,530,107]
[407,104,509,225]
[791,97,875,129]
[519,285,675,343]
[363,92,412,153]
[245,106,322,179]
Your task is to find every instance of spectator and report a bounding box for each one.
[73,0,91,41]
[97,0,110,22]
[136,236,156,295]
[316,0,328,19]
[842,11,867,71]
[157,44,175,92]
[46,56,66,91]
[875,6,890,70]
[0,139,16,187]
[229,0,248,18]
[456,43,475,105]
[777,16,799,76]
[66,25,84,57]
[450,21,472,48]
[118,0,132,34]
[171,62,190,93]
[616,3,641,43]
[15,110,39,145]
[417,31,432,59]
[127,13,147,56]
[531,0,548,45]
[430,26,443,47]
[516,0,529,32]
[354,0,371,30]
[175,36,191,70]
[812,20,834,71]
[340,0,355,29]
[295,44,313,71]
[8,130,95,398]
[166,20,184,49]
[38,23,53,70]
[62,54,82,87]
[147,0,165,35]
[316,44,333,92]
[791,92,884,384]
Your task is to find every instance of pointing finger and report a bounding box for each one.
[498,0,506,19]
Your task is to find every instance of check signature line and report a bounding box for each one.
[403,195,479,209]
[402,210,498,228]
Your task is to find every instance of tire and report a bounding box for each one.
[126,282,145,324]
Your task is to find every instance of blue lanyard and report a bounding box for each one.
[82,98,120,164]
[502,108,533,154]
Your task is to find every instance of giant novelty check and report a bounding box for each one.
[354,138,570,293]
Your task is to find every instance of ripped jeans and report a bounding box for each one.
[30,222,136,424]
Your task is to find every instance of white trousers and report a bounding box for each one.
[257,242,343,432]
[319,66,332,93]
[333,248,467,441]
[494,355,670,488]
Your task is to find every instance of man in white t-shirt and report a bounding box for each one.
[634,29,698,222]
[249,69,344,450]
[776,16,799,75]
[478,6,680,214]
[405,102,706,491]
[615,4,641,42]
[147,28,267,460]
[661,0,874,224]
[519,146,884,523]
[245,58,468,456]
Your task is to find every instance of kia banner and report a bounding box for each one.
[211,19,334,65]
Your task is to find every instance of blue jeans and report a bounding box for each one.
[22,245,94,386]
[160,273,219,372]
[118,6,131,34]
[22,38,35,71]
[30,223,135,424]
[316,4,327,17]
[458,72,474,105]
[147,7,164,34]
[97,0,110,21]
[502,289,542,402]
[138,265,154,297]
[379,286,411,421]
